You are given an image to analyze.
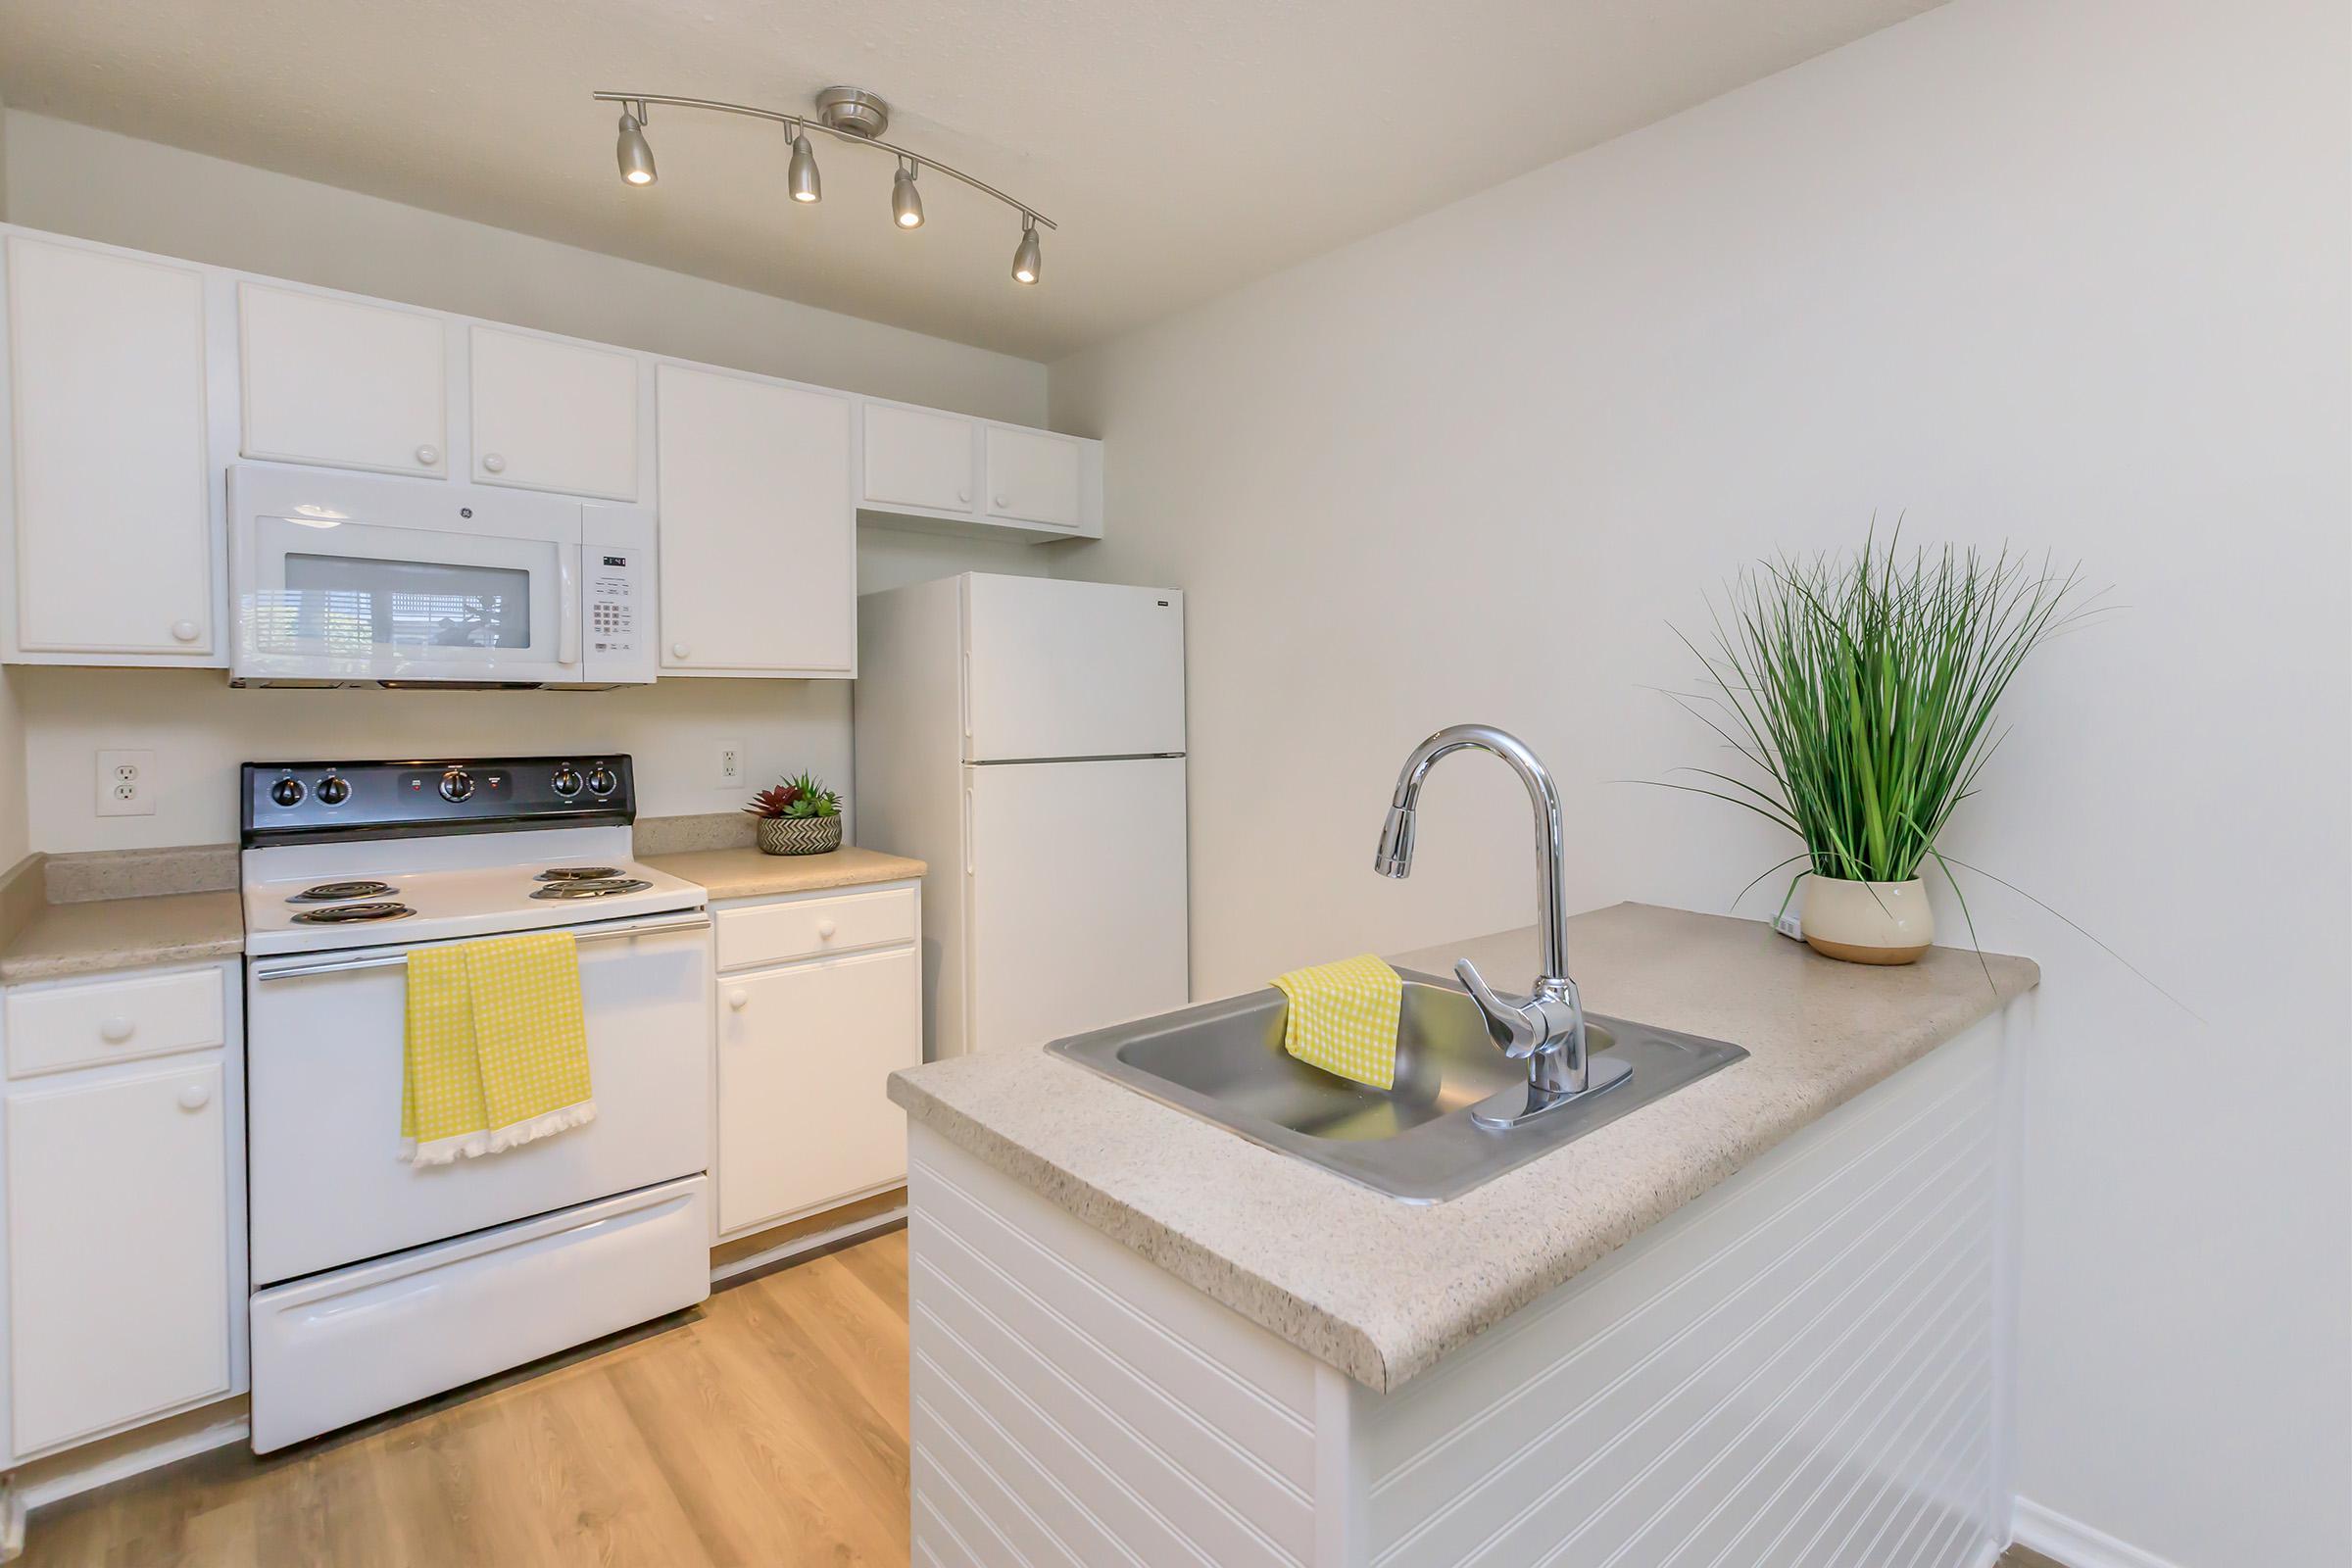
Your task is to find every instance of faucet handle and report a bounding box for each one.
[1454,958,1542,1059]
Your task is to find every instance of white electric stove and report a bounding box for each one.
[239,756,714,1453]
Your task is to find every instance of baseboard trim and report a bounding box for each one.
[14,1409,249,1511]
[709,1204,907,1287]
[2013,1496,2188,1568]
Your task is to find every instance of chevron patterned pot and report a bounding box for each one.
[756,815,843,856]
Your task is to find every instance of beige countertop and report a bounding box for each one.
[889,901,2037,1393]
[641,845,927,902]
[0,889,247,984]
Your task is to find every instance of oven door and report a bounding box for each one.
[244,911,712,1286]
[228,465,584,684]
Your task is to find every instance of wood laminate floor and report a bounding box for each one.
[30,1227,2070,1567]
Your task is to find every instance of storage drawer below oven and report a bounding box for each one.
[249,1175,709,1453]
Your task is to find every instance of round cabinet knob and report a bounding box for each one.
[586,764,617,796]
[177,1083,211,1111]
[439,768,475,803]
[726,989,750,1010]
[270,777,306,808]
[415,444,440,466]
[670,641,691,661]
[815,919,838,940]
[992,494,1009,509]
[481,453,507,474]
[551,765,583,798]
[99,1017,136,1045]
[316,775,351,806]
[170,619,202,643]
[956,486,971,504]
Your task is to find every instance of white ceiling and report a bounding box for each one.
[0,1,1943,362]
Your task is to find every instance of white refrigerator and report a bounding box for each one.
[855,573,1190,1059]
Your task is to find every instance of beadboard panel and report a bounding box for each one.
[906,1007,2014,1568]
[909,1131,1318,1568]
[1355,1014,2006,1568]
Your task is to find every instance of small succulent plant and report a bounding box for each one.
[743,770,840,820]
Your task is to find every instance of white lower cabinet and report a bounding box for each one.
[713,884,921,1237]
[0,961,244,1463]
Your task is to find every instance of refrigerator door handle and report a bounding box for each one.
[963,783,976,876]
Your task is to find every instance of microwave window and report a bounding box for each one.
[281,554,532,650]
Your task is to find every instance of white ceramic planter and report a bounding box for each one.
[1800,875,1934,965]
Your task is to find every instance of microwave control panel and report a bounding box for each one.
[578,508,658,685]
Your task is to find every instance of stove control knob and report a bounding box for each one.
[551,764,583,798]
[270,777,306,808]
[586,763,617,797]
[316,775,351,807]
[439,768,475,803]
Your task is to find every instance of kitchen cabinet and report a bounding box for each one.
[3,234,220,662]
[863,402,977,514]
[468,325,641,500]
[711,883,921,1238]
[656,363,856,677]
[856,406,1102,542]
[238,281,448,477]
[982,425,1088,530]
[0,961,245,1464]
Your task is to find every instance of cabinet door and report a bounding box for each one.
[983,426,1084,529]
[5,1060,230,1456]
[715,947,918,1234]
[239,281,447,476]
[863,404,976,514]
[5,236,216,658]
[469,325,640,500]
[656,364,854,675]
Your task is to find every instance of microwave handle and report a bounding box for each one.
[558,545,582,667]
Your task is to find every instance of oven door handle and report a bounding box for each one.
[252,912,711,982]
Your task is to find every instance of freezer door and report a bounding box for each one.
[964,759,1189,1055]
[963,575,1185,762]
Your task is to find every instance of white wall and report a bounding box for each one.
[1,111,1059,852]
[1049,1,2351,1565]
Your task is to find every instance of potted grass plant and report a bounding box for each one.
[1667,533,2088,964]
[744,770,844,857]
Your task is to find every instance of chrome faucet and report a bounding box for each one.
[1375,724,1630,1128]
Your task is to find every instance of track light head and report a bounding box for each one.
[615,109,657,186]
[1011,219,1041,284]
[892,160,924,229]
[787,131,821,203]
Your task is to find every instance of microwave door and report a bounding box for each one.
[238,516,574,683]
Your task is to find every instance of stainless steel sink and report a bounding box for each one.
[1047,970,1747,1202]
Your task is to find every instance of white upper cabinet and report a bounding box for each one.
[863,402,977,514]
[4,235,219,660]
[983,425,1088,530]
[656,363,855,677]
[468,325,641,500]
[238,281,448,476]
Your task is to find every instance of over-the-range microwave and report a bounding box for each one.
[226,464,655,688]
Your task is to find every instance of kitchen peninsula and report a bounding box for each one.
[891,902,2036,1568]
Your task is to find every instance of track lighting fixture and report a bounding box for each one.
[891,159,925,229]
[614,104,657,186]
[593,84,1054,285]
[787,132,821,203]
[1012,218,1041,284]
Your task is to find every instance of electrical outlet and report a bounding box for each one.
[716,739,747,789]
[96,749,157,817]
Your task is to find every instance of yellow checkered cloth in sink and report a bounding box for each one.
[401,931,596,1166]
[1271,954,1402,1091]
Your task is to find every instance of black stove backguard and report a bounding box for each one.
[241,756,638,847]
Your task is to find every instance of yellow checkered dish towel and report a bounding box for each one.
[1271,954,1402,1091]
[401,932,596,1166]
